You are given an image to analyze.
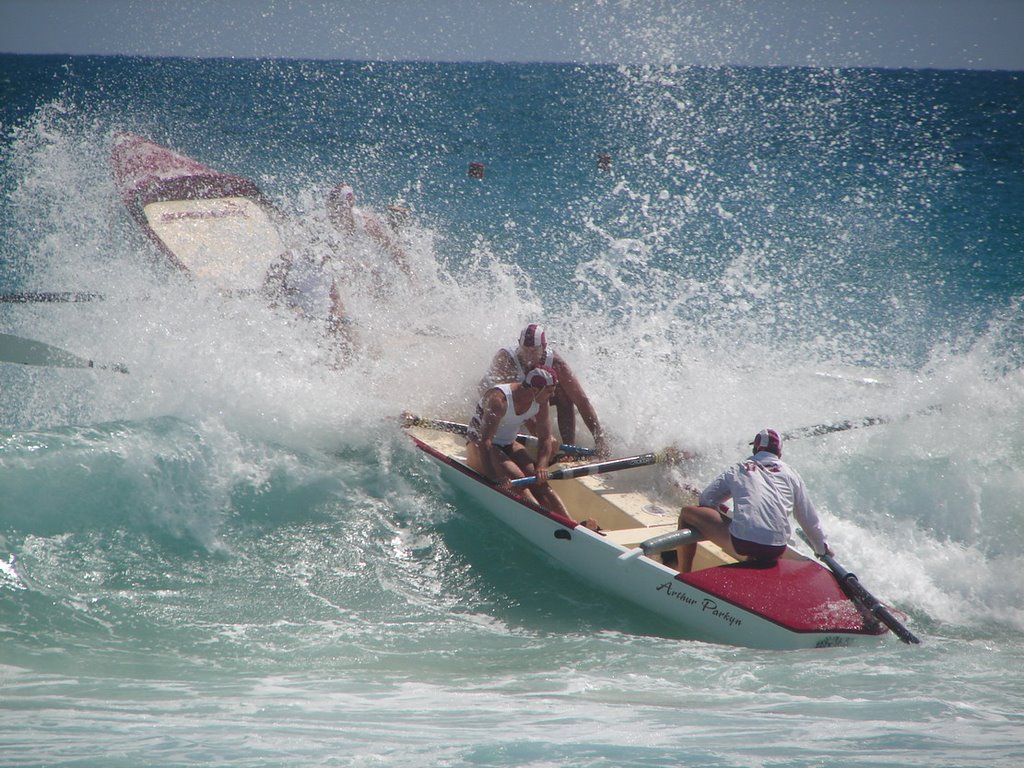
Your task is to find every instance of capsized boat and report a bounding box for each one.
[111,132,288,292]
[405,422,895,650]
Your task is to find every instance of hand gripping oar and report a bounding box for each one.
[0,333,128,373]
[510,449,678,488]
[401,413,597,457]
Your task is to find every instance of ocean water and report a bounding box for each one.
[2,52,1023,767]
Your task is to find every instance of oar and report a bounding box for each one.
[636,407,943,464]
[510,449,677,488]
[406,403,941,466]
[0,291,104,303]
[821,552,920,644]
[780,405,942,442]
[401,413,596,457]
[0,332,128,373]
[797,532,920,644]
[812,371,891,388]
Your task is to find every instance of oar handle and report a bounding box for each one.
[640,527,704,556]
[510,451,666,488]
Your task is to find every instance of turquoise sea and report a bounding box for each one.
[2,53,1023,766]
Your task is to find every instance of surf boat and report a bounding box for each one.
[405,422,901,650]
[111,132,287,292]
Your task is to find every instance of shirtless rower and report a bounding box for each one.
[466,364,597,531]
[481,323,610,458]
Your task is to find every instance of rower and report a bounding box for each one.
[480,323,610,459]
[676,428,834,573]
[466,365,598,532]
[326,182,413,280]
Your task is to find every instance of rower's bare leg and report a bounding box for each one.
[676,505,732,573]
[326,279,356,363]
[676,542,698,573]
[467,442,538,505]
[520,489,544,507]
[534,486,570,518]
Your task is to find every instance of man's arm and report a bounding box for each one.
[791,475,832,556]
[475,390,508,484]
[362,213,412,278]
[697,467,734,512]
[553,355,609,455]
[533,399,555,476]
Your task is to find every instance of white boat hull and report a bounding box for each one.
[408,429,888,650]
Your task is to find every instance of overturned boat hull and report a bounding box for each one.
[111,132,287,292]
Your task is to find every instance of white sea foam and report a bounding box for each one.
[3,62,1023,768]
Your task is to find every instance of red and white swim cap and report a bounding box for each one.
[750,428,782,456]
[518,323,547,348]
[329,184,355,205]
[524,364,558,388]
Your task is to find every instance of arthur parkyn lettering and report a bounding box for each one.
[656,580,697,606]
[701,598,742,627]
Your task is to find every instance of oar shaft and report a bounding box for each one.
[782,416,889,441]
[510,451,664,488]
[0,291,104,303]
[782,405,942,442]
[820,553,920,645]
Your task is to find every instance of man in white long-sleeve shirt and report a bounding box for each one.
[675,428,834,573]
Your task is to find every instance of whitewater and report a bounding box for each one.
[2,54,1023,767]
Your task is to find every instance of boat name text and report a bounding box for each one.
[656,581,743,628]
